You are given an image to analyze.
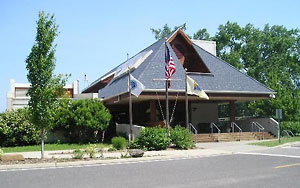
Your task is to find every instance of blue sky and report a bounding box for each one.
[0,0,299,112]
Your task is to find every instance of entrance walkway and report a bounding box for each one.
[196,140,273,153]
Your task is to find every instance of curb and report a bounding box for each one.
[0,149,231,171]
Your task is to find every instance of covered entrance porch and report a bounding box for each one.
[104,91,277,142]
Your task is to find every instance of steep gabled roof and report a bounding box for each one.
[85,29,274,99]
[98,37,186,99]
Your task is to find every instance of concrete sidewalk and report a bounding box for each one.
[0,140,272,170]
[196,140,272,153]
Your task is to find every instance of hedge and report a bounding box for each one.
[0,108,40,147]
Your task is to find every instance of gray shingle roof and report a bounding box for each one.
[191,43,274,93]
[98,35,274,99]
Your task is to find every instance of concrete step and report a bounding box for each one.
[193,132,275,143]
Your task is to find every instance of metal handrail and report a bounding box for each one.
[189,123,197,135]
[269,118,294,137]
[283,130,291,137]
[231,122,242,141]
[210,123,221,142]
[251,122,265,140]
[288,130,295,137]
[282,130,295,137]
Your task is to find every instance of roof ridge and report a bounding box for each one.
[137,39,165,82]
[84,39,163,92]
[193,44,275,93]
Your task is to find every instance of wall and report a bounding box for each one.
[191,40,217,56]
[191,103,218,132]
[6,79,83,110]
[116,123,145,140]
[73,93,98,99]
[236,118,279,137]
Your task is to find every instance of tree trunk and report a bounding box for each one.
[41,127,44,159]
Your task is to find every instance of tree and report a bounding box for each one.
[193,28,211,40]
[150,23,189,40]
[25,11,68,158]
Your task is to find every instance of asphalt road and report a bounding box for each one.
[1,146,300,188]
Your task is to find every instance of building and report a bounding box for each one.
[82,29,278,140]
[6,79,97,110]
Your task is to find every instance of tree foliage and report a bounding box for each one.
[25,11,68,157]
[193,28,211,40]
[0,108,40,147]
[214,22,300,120]
[53,99,112,143]
[55,99,111,130]
[150,23,188,40]
[151,22,300,121]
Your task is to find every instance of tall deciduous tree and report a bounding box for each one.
[25,11,68,158]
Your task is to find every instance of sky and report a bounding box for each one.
[0,0,300,112]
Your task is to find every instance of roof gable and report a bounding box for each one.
[168,29,211,73]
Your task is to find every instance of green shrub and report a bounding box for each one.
[72,149,84,159]
[112,137,128,150]
[282,121,300,135]
[170,126,194,149]
[53,99,112,143]
[0,108,40,147]
[0,148,3,160]
[85,144,97,158]
[130,127,170,151]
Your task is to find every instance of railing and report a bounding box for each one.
[251,122,265,140]
[210,122,221,142]
[189,123,198,135]
[231,122,242,141]
[288,130,295,137]
[283,130,295,137]
[283,130,291,137]
[268,118,294,138]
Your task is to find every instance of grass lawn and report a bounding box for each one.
[251,136,300,147]
[1,143,111,153]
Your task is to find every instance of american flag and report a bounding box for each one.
[165,45,176,87]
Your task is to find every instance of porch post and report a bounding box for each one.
[150,100,156,122]
[229,101,235,124]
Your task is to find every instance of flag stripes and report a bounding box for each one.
[165,45,176,87]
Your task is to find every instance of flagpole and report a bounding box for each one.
[165,39,170,137]
[128,68,133,141]
[185,69,189,130]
